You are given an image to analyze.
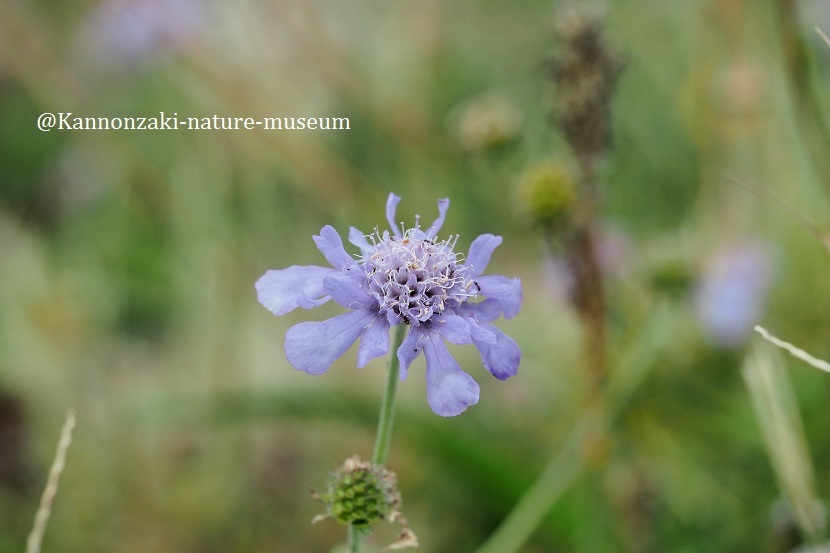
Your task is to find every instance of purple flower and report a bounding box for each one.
[694,242,774,348]
[256,194,522,416]
[76,0,204,70]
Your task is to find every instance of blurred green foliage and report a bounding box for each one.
[2,0,830,552]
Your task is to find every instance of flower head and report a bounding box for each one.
[256,193,522,416]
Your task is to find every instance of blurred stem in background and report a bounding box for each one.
[545,5,622,549]
[480,6,626,552]
[25,411,75,553]
[546,3,621,397]
[742,334,827,550]
[475,303,679,553]
[776,0,830,189]
[349,324,407,553]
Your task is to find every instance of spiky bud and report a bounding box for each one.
[316,456,401,529]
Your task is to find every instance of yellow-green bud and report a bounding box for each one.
[519,161,577,225]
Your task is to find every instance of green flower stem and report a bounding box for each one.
[348,324,408,553]
[372,324,407,466]
[347,525,361,553]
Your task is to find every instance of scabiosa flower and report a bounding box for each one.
[256,194,522,416]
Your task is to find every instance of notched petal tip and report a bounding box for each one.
[426,197,450,238]
[255,265,336,315]
[386,193,403,238]
[466,233,503,277]
[476,323,521,380]
[430,373,480,417]
[313,225,354,270]
[423,333,480,416]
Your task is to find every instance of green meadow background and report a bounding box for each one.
[2,0,830,551]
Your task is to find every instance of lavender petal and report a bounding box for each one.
[386,193,403,239]
[357,316,391,368]
[425,198,450,239]
[313,225,354,270]
[423,333,480,416]
[284,309,375,375]
[476,275,522,319]
[431,314,472,345]
[456,298,504,323]
[466,234,502,277]
[396,326,423,381]
[348,226,374,257]
[255,265,337,315]
[468,320,520,380]
[323,274,374,310]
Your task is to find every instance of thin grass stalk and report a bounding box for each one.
[742,338,826,544]
[26,410,76,553]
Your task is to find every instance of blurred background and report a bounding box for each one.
[2,0,830,551]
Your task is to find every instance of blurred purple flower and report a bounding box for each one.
[256,194,522,417]
[694,243,774,348]
[541,224,633,303]
[77,0,204,69]
[541,255,575,303]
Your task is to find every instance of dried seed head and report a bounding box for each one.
[549,3,622,169]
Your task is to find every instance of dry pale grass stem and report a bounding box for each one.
[742,340,826,543]
[25,410,76,553]
[754,326,830,375]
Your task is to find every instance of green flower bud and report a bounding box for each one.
[519,161,577,226]
[649,259,693,299]
[317,456,401,530]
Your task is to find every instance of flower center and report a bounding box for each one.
[363,229,475,325]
